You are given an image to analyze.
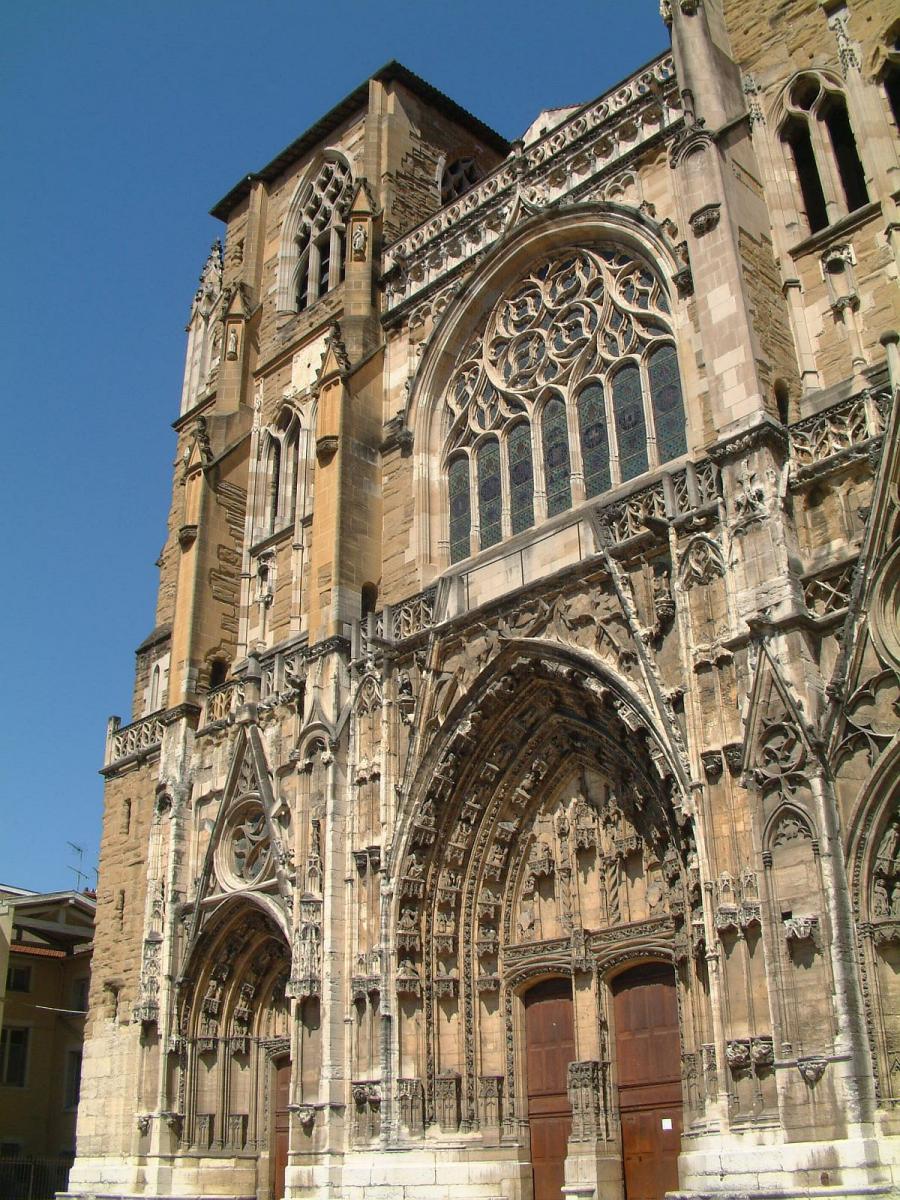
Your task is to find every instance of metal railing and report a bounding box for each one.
[0,1156,72,1200]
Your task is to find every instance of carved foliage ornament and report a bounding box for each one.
[678,535,725,591]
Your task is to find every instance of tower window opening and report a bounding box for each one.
[780,75,868,235]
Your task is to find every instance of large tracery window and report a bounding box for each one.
[443,245,687,563]
[283,156,352,313]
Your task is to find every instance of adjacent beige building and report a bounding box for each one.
[0,887,94,1161]
[67,3,900,1198]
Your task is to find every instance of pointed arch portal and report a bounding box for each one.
[390,644,697,1191]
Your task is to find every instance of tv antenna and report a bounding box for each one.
[67,842,88,891]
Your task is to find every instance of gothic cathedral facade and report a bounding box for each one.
[68,3,900,1198]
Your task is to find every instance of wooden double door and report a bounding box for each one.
[524,965,682,1200]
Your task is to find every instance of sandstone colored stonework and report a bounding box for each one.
[67,10,900,1200]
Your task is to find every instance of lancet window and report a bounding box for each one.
[258,411,303,537]
[279,156,352,314]
[443,245,687,563]
[779,75,868,234]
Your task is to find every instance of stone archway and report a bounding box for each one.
[175,905,291,1169]
[389,647,705,1196]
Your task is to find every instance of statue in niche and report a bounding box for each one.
[206,327,222,381]
[226,327,238,359]
[352,224,367,261]
[202,976,223,1017]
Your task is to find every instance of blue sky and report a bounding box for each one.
[0,2,669,893]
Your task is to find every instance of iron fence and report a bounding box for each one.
[0,1156,72,1200]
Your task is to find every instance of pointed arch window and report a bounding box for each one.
[648,344,687,464]
[443,245,688,564]
[508,422,535,535]
[448,457,471,564]
[613,364,648,483]
[780,75,868,234]
[277,156,352,314]
[259,411,304,537]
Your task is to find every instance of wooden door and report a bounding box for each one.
[271,1057,291,1200]
[612,964,683,1200]
[525,979,575,1200]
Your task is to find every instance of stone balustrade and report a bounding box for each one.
[383,53,680,318]
[104,712,166,768]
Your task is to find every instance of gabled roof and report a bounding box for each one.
[3,889,96,950]
[210,61,509,222]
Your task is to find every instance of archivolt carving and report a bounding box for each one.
[677,534,725,590]
[389,647,697,1138]
[172,905,291,1147]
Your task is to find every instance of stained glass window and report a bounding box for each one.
[577,384,611,498]
[508,423,534,535]
[448,457,471,564]
[477,439,502,549]
[445,245,686,553]
[613,364,648,482]
[648,344,687,463]
[542,397,572,517]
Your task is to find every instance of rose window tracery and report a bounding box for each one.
[444,246,687,563]
[216,799,274,889]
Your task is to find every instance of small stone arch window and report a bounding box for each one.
[442,245,687,564]
[259,410,302,536]
[208,658,229,689]
[779,74,868,234]
[278,156,352,314]
[440,157,482,205]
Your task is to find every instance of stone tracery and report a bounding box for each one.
[388,645,703,1142]
[444,245,687,561]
